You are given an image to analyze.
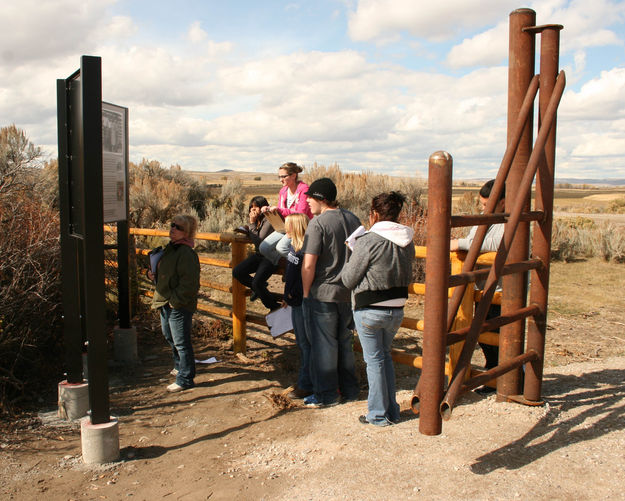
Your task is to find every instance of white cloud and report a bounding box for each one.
[446,23,508,69]
[348,0,518,43]
[0,0,129,67]
[1,1,624,179]
[187,21,207,43]
[560,67,625,120]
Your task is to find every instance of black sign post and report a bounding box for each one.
[57,56,110,425]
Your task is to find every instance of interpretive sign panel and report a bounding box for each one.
[102,102,128,222]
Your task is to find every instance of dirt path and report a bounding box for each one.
[2,314,625,501]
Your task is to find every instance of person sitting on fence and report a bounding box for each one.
[233,196,282,312]
[281,213,313,400]
[148,214,201,393]
[258,162,313,266]
[450,179,505,382]
[340,192,415,426]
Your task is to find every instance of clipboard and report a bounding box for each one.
[264,210,285,232]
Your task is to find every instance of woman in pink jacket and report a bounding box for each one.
[259,162,313,265]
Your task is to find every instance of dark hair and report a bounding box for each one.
[249,196,269,211]
[279,162,303,178]
[479,179,505,202]
[370,191,406,222]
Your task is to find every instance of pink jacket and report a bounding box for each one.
[277,181,313,219]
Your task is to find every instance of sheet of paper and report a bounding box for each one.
[265,306,293,338]
[195,356,218,364]
[149,248,164,274]
[345,225,366,250]
[264,211,285,233]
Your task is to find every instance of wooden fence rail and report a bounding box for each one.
[106,226,500,379]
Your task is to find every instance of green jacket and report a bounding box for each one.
[152,242,200,312]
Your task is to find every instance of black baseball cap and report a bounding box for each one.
[305,177,337,202]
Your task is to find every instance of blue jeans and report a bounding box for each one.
[354,307,404,425]
[259,232,291,266]
[292,305,313,392]
[160,304,195,388]
[302,297,359,404]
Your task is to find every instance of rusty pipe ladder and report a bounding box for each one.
[415,9,564,436]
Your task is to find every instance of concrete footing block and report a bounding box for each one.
[57,380,89,421]
[81,416,120,464]
[114,326,138,363]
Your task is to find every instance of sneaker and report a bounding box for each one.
[167,382,188,393]
[359,415,391,427]
[288,387,313,400]
[304,394,338,408]
[339,394,359,404]
[170,368,179,376]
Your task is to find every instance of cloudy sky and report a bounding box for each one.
[2,0,625,179]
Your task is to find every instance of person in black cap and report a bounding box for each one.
[300,178,361,407]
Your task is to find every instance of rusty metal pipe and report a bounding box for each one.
[498,7,537,399]
[441,350,540,419]
[446,304,541,345]
[415,151,452,436]
[441,350,539,420]
[446,73,539,331]
[448,258,543,288]
[451,210,544,228]
[441,71,565,416]
[525,24,563,402]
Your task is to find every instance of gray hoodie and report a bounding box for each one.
[340,221,415,309]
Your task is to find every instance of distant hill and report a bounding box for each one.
[555,178,625,186]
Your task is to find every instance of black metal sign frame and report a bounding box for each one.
[57,55,110,424]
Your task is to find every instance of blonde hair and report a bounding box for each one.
[172,214,198,239]
[285,213,309,251]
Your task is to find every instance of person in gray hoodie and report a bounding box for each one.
[341,192,415,426]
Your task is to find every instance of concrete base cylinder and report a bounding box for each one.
[114,326,138,363]
[81,416,120,464]
[57,380,89,421]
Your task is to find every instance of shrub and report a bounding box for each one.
[302,162,424,227]
[0,126,62,415]
[606,197,625,214]
[551,218,625,263]
[128,159,211,228]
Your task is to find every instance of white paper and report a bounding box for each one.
[265,306,293,338]
[345,225,366,250]
[149,248,164,274]
[195,356,218,364]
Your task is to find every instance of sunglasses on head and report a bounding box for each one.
[171,222,185,231]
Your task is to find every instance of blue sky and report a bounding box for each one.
[2,0,625,179]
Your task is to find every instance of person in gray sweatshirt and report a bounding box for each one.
[341,192,415,426]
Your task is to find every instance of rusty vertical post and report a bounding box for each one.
[525,25,563,402]
[419,151,452,436]
[499,8,535,401]
[231,239,247,354]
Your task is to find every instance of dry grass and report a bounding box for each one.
[549,258,624,315]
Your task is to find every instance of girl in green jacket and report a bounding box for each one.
[150,214,201,392]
